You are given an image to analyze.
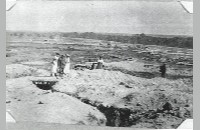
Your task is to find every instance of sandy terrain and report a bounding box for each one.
[6,76,106,126]
[6,35,193,129]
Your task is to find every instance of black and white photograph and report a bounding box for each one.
[6,0,193,129]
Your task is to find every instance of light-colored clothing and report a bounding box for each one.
[64,63,70,74]
[51,60,58,73]
[97,59,104,63]
[54,56,59,60]
[64,57,70,74]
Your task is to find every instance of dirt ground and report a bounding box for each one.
[6,36,193,129]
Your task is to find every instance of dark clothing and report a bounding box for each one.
[96,59,104,69]
[160,64,166,77]
[57,57,66,74]
[91,63,97,70]
[161,71,166,78]
[96,62,103,69]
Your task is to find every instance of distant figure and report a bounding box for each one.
[51,58,58,77]
[160,63,166,78]
[96,56,104,69]
[64,54,70,74]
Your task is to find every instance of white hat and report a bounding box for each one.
[54,56,59,60]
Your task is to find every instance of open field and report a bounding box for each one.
[6,32,193,129]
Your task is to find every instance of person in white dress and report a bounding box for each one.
[64,54,70,75]
[51,58,58,77]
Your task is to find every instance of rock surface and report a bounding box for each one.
[6,77,106,126]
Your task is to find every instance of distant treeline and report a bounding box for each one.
[7,32,193,49]
[62,32,193,49]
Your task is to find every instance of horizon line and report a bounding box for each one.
[6,30,193,37]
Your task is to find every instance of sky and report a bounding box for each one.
[6,1,193,35]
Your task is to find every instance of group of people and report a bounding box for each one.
[51,53,166,78]
[51,53,70,77]
[91,56,104,70]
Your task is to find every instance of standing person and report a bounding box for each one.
[96,56,104,69]
[51,58,58,77]
[64,54,70,75]
[57,55,62,76]
[58,55,65,77]
[160,63,166,78]
[91,62,97,70]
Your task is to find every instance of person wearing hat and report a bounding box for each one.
[51,53,60,77]
[64,54,70,75]
[54,53,60,60]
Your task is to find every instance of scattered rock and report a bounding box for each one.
[38,101,44,104]
[119,82,131,88]
[184,104,189,107]
[119,82,125,85]
[125,85,132,88]
[6,101,11,104]
[163,102,173,111]
[136,103,142,106]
